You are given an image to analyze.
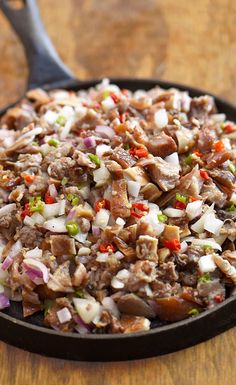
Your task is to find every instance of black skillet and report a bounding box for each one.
[0,0,236,362]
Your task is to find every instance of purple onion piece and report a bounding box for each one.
[1,255,13,271]
[83,136,96,148]
[0,293,10,310]
[73,314,91,333]
[95,125,115,139]
[92,225,101,237]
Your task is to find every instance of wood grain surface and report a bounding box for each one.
[0,0,236,384]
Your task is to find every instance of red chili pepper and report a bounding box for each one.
[164,239,181,251]
[189,196,198,202]
[223,123,235,133]
[200,169,210,180]
[99,243,116,253]
[79,129,87,138]
[129,148,148,158]
[193,150,203,157]
[131,211,144,218]
[110,93,119,104]
[23,175,35,184]
[132,203,150,212]
[214,295,223,303]
[20,203,32,219]
[174,201,186,210]
[120,112,127,123]
[45,192,56,204]
[213,140,225,152]
[94,199,110,213]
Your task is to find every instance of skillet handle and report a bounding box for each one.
[0,0,76,89]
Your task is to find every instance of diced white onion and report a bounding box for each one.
[222,138,231,150]
[44,110,58,124]
[74,233,88,244]
[96,144,111,157]
[0,203,16,218]
[186,200,203,221]
[180,241,188,253]
[24,215,35,227]
[48,184,58,198]
[60,106,75,119]
[127,181,141,197]
[102,297,120,318]
[57,307,72,324]
[43,217,67,233]
[204,213,223,235]
[191,204,215,234]
[101,97,116,111]
[73,298,101,324]
[25,247,42,259]
[114,251,125,260]
[116,269,130,281]
[230,192,236,205]
[210,113,226,123]
[94,208,110,229]
[111,277,124,289]
[198,254,216,273]
[116,217,125,226]
[58,200,66,215]
[163,207,185,218]
[96,252,109,262]
[60,118,73,139]
[93,164,110,183]
[191,238,222,251]
[164,152,180,170]
[42,203,60,219]
[154,108,168,129]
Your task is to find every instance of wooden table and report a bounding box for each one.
[0,1,236,384]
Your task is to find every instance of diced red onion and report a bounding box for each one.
[73,298,101,324]
[57,307,72,324]
[114,251,125,260]
[0,293,10,310]
[66,208,77,222]
[74,233,88,243]
[0,203,16,218]
[2,240,22,271]
[24,258,49,283]
[48,184,58,198]
[25,247,42,259]
[95,125,115,139]
[74,314,91,334]
[24,266,44,285]
[83,136,96,148]
[92,225,101,237]
[102,297,120,318]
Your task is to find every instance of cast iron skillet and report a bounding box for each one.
[0,0,236,362]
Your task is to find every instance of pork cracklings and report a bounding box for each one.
[0,79,236,334]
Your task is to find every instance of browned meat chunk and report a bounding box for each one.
[208,168,235,188]
[189,95,215,122]
[71,263,88,287]
[144,157,179,191]
[153,297,199,321]
[157,262,178,282]
[18,226,43,248]
[113,236,136,261]
[50,235,76,256]
[197,125,217,153]
[206,151,231,169]
[48,157,76,179]
[0,212,21,240]
[110,179,131,218]
[123,166,149,185]
[136,235,158,262]
[47,261,73,292]
[73,150,96,168]
[22,288,41,317]
[140,183,162,202]
[146,132,177,158]
[110,147,136,169]
[201,182,227,208]
[120,315,150,333]
[117,294,155,318]
[197,279,225,307]
[126,261,157,291]
[1,104,36,130]
[44,297,75,332]
[105,160,123,179]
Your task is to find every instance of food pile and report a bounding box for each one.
[0,79,236,334]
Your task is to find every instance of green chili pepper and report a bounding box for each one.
[75,289,84,298]
[188,308,199,317]
[185,154,193,165]
[158,214,168,223]
[67,193,80,206]
[48,138,60,147]
[201,245,213,253]
[176,193,187,203]
[29,196,44,213]
[66,221,79,237]
[226,204,236,212]
[88,154,100,166]
[61,177,68,186]
[229,163,236,174]
[123,143,130,150]
[198,272,211,283]
[56,115,66,126]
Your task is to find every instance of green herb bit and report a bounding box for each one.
[158,214,168,223]
[88,154,100,166]
[176,192,187,203]
[67,193,80,206]
[102,91,110,99]
[43,299,53,316]
[123,143,130,150]
[61,177,68,186]
[185,154,193,165]
[29,196,44,213]
[56,115,66,126]
[198,272,211,283]
[201,245,213,253]
[32,141,38,147]
[48,138,60,147]
[188,308,199,317]
[75,289,84,298]
[66,221,79,237]
[229,162,236,174]
[226,204,236,212]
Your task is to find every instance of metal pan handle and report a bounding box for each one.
[0,0,76,89]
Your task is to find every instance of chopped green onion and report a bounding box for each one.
[67,193,80,206]
[61,177,68,186]
[88,154,100,166]
[226,204,236,212]
[188,308,199,317]
[74,289,84,298]
[29,196,44,213]
[123,143,130,150]
[198,272,211,283]
[158,214,168,223]
[56,115,66,126]
[185,154,193,165]
[176,192,187,203]
[66,221,79,237]
[48,138,60,147]
[201,245,213,252]
[229,163,236,174]
[102,91,110,99]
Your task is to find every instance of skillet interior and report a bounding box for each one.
[1,77,236,361]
